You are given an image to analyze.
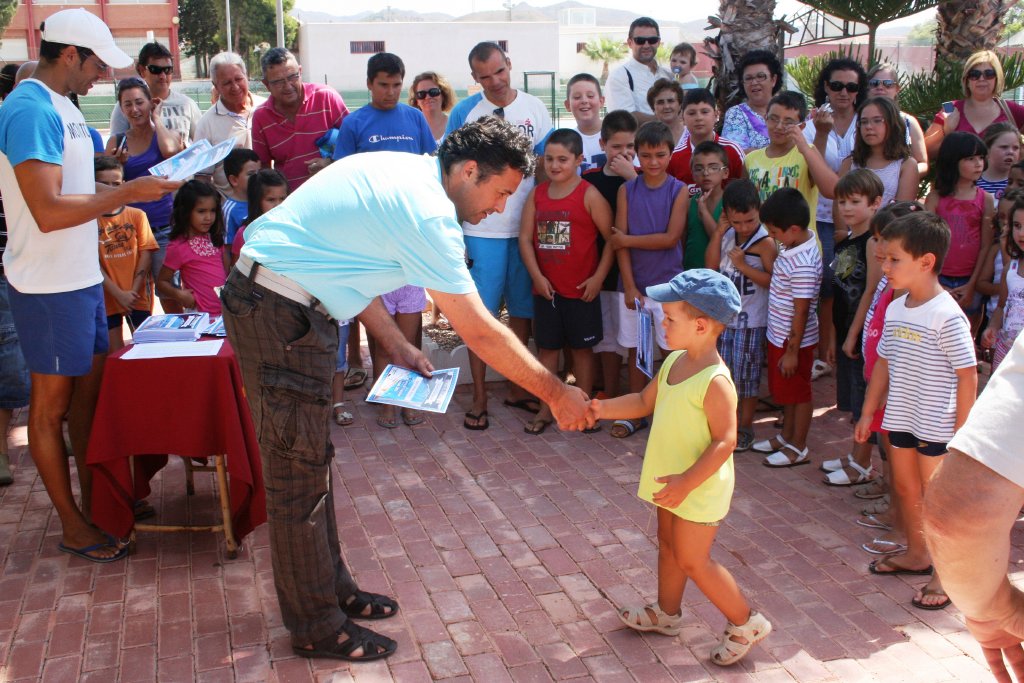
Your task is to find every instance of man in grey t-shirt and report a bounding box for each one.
[108,42,201,147]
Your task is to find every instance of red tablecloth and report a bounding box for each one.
[87,339,267,540]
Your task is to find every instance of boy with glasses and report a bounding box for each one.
[605,17,673,122]
[109,42,202,147]
[668,88,746,191]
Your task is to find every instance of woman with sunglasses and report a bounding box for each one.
[104,77,184,312]
[802,58,869,381]
[924,50,1024,160]
[721,49,784,154]
[408,71,457,145]
[866,62,928,177]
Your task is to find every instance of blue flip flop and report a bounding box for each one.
[59,537,129,564]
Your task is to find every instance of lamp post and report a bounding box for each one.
[225,0,233,51]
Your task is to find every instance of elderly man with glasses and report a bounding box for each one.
[108,42,202,148]
[605,17,674,124]
[251,47,349,190]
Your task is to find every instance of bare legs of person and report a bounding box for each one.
[369,312,423,428]
[597,351,622,399]
[29,354,120,559]
[466,316,532,430]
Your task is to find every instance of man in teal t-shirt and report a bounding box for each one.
[222,117,592,662]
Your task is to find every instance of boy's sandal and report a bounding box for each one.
[861,539,907,555]
[912,587,952,611]
[610,418,649,439]
[401,409,425,427]
[463,411,489,431]
[735,428,754,452]
[861,495,890,516]
[133,500,156,521]
[810,359,833,381]
[823,462,873,486]
[343,367,368,389]
[342,590,399,620]
[710,611,772,666]
[762,444,809,468]
[618,603,682,636]
[292,620,396,661]
[821,454,852,473]
[752,434,788,454]
[854,479,889,500]
[524,418,553,436]
[868,557,933,576]
[333,402,354,426]
[855,513,892,531]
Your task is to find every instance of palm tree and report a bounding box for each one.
[936,0,1012,64]
[796,0,939,60]
[580,37,628,85]
[705,0,783,111]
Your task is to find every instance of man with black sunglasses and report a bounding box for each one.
[606,17,673,123]
[109,42,201,148]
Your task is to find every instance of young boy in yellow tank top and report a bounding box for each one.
[589,269,771,666]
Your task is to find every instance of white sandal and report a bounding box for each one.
[823,461,873,486]
[710,611,772,666]
[618,603,682,636]
[333,402,354,426]
[763,444,809,468]
[810,359,832,381]
[821,453,852,473]
[751,434,788,454]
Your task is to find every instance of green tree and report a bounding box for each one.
[579,37,627,85]
[1002,1,1024,39]
[0,0,17,36]
[232,0,299,75]
[785,45,882,99]
[795,0,939,61]
[706,0,784,112]
[179,0,223,77]
[907,19,937,45]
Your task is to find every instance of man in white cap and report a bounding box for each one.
[0,8,180,562]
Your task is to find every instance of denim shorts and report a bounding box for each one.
[8,282,108,376]
[0,276,29,409]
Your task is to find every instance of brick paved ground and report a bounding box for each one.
[0,371,1017,682]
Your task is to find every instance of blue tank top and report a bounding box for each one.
[622,175,684,291]
[123,132,174,228]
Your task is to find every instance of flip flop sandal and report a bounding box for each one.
[610,418,648,439]
[344,367,368,389]
[582,424,602,434]
[376,414,399,429]
[868,558,933,576]
[855,513,892,531]
[333,402,354,426]
[618,603,682,636]
[342,590,399,620]
[524,418,553,435]
[823,462,873,486]
[503,398,541,414]
[854,479,889,500]
[752,434,788,454]
[401,410,425,427]
[763,444,809,468]
[912,588,952,611]
[710,611,772,666]
[293,620,396,661]
[463,411,489,431]
[861,495,890,516]
[861,539,907,555]
[58,538,129,564]
[133,500,156,521]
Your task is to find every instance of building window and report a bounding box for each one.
[576,42,588,53]
[350,41,385,54]
[495,40,509,53]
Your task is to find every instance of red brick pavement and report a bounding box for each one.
[0,373,1016,682]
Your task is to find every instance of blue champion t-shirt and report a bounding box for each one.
[240,152,475,320]
[333,103,436,159]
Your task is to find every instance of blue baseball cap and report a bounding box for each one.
[646,269,741,326]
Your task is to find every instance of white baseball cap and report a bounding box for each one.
[41,9,132,69]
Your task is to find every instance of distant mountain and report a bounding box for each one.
[292,8,454,22]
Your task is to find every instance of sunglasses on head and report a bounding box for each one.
[145,64,174,76]
[631,36,660,46]
[868,78,896,88]
[827,81,860,93]
[415,87,442,100]
[967,68,998,81]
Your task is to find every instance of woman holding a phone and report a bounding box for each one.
[924,50,1024,160]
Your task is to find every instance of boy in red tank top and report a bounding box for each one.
[519,129,615,434]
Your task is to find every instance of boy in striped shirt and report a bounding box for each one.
[752,188,822,468]
[854,211,977,611]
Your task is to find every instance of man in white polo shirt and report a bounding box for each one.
[605,17,674,123]
[0,9,180,563]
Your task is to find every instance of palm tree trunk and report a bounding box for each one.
[712,0,781,111]
[936,0,1011,64]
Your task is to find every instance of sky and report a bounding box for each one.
[292,0,933,27]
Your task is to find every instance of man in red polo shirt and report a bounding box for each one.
[667,88,745,195]
[251,47,348,190]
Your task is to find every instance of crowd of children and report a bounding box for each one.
[82,55,1024,666]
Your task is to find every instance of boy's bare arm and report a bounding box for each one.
[704,221,726,269]
[590,376,658,422]
[780,298,811,377]
[732,239,775,289]
[954,366,978,431]
[614,184,642,307]
[579,186,615,299]
[134,250,152,295]
[518,189,552,299]
[652,375,737,509]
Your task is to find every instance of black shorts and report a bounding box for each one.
[106,309,151,331]
[888,430,948,457]
[533,294,602,350]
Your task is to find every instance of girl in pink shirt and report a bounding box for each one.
[157,180,227,315]
[924,132,995,332]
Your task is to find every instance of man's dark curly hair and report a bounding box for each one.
[438,115,535,181]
